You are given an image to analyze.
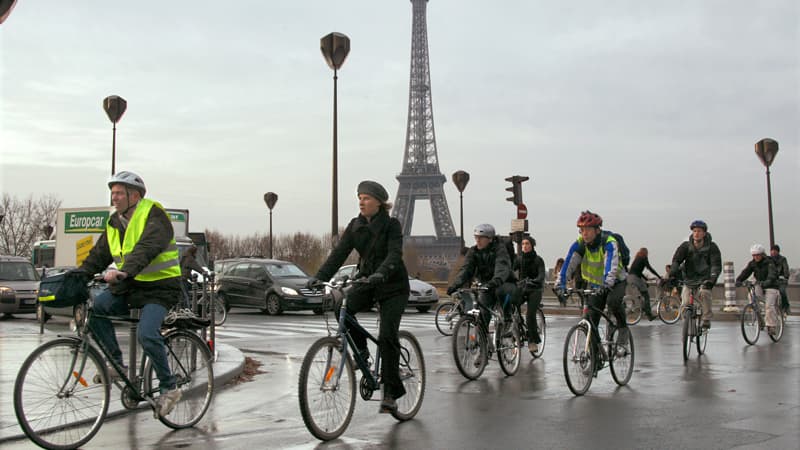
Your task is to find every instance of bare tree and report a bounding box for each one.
[0,193,61,257]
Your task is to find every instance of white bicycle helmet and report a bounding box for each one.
[473,223,496,238]
[750,244,766,255]
[108,171,146,196]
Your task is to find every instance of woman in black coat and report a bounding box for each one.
[311,180,410,414]
[512,236,546,355]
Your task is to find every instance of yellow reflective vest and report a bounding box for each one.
[106,198,180,282]
[578,234,625,287]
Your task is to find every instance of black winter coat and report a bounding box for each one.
[669,233,722,284]
[452,237,514,288]
[315,208,410,299]
[736,257,778,289]
[78,204,181,309]
[514,250,545,289]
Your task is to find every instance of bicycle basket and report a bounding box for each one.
[37,271,91,308]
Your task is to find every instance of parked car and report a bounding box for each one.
[215,258,324,315]
[0,255,40,317]
[331,264,439,312]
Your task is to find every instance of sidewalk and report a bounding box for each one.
[0,319,244,443]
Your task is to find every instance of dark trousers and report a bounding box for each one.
[586,281,627,350]
[477,282,516,330]
[778,284,790,311]
[346,289,408,399]
[512,286,543,344]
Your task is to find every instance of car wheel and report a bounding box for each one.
[416,306,431,313]
[312,308,323,315]
[216,292,232,312]
[265,294,283,315]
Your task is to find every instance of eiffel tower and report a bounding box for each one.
[392,0,461,277]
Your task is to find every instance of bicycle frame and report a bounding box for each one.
[574,289,617,364]
[743,282,765,326]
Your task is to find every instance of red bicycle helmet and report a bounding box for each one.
[576,210,603,227]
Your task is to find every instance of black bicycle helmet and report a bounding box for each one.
[689,220,707,231]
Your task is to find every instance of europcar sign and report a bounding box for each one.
[64,211,110,233]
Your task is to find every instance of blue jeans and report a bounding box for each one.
[90,289,176,393]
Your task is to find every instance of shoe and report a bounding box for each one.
[767,326,775,336]
[96,361,127,384]
[379,396,397,414]
[528,343,538,355]
[647,315,657,321]
[158,388,182,417]
[702,320,711,329]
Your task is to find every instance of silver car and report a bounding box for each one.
[0,255,40,317]
[331,264,439,313]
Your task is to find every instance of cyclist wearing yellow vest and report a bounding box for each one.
[78,171,183,417]
[557,211,628,364]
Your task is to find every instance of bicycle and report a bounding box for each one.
[434,294,466,336]
[451,285,521,379]
[680,282,709,363]
[14,278,214,450]
[740,280,784,345]
[298,278,426,441]
[623,284,644,325]
[515,279,547,359]
[562,287,634,396]
[656,282,682,325]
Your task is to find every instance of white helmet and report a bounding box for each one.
[473,224,496,238]
[750,244,766,255]
[108,171,146,196]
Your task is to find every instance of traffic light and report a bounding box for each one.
[505,175,529,205]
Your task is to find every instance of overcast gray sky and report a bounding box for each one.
[2,0,798,271]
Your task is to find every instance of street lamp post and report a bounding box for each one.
[754,138,779,248]
[320,32,350,244]
[264,192,278,259]
[451,170,470,253]
[103,95,127,177]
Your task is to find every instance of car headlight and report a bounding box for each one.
[0,286,14,296]
[281,286,299,296]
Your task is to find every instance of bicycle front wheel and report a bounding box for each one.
[609,327,634,386]
[392,330,426,421]
[563,323,594,396]
[624,295,642,325]
[434,301,458,336]
[532,308,546,359]
[682,311,694,363]
[740,304,760,345]
[298,336,356,441]
[658,295,681,324]
[211,297,227,326]
[496,319,520,376]
[14,338,110,450]
[145,329,214,429]
[452,315,487,380]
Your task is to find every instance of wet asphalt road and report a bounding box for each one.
[2,309,798,449]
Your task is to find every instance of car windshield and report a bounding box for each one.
[0,261,40,281]
[266,263,307,278]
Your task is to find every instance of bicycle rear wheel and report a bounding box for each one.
[392,331,425,421]
[740,304,760,345]
[145,329,214,429]
[496,319,520,376]
[658,295,681,324]
[452,315,487,380]
[434,301,458,336]
[624,295,642,325]
[682,311,694,363]
[609,327,634,386]
[14,338,109,450]
[696,315,708,355]
[563,323,594,396]
[769,313,784,342]
[211,297,227,326]
[532,308,546,359]
[298,336,356,441]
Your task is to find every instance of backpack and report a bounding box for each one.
[496,236,516,267]
[601,230,630,269]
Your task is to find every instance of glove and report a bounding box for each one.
[701,280,714,289]
[305,277,320,290]
[484,279,499,290]
[367,273,385,285]
[735,281,742,288]
[597,285,610,297]
[446,285,458,296]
